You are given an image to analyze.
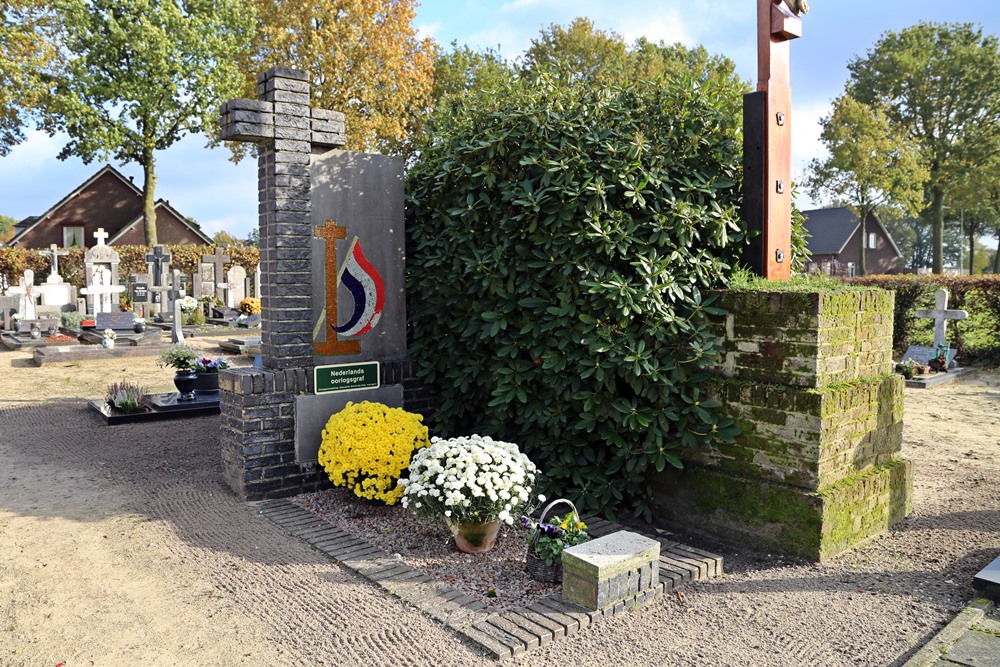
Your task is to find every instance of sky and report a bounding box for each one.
[1,0,998,242]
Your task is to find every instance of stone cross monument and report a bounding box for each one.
[743,0,806,281]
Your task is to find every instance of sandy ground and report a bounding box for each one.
[0,338,998,667]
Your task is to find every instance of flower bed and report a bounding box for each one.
[292,487,559,611]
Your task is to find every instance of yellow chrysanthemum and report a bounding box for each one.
[317,401,429,505]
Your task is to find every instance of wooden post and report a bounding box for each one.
[742,0,802,281]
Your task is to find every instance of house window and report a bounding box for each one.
[867,232,877,249]
[63,225,85,248]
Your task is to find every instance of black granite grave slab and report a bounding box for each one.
[90,392,220,424]
[904,367,977,388]
[974,554,1000,602]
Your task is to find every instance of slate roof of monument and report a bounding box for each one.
[802,207,903,257]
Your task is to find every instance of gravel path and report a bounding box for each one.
[0,351,998,666]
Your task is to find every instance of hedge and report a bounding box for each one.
[0,244,260,292]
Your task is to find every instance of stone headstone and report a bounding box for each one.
[145,245,173,314]
[0,295,19,329]
[200,249,230,302]
[82,228,123,315]
[226,265,247,308]
[130,275,150,304]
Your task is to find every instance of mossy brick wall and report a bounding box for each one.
[689,375,904,489]
[655,457,912,560]
[714,291,894,388]
[654,289,912,561]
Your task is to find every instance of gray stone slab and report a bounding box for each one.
[941,630,1000,666]
[310,150,406,363]
[293,385,403,463]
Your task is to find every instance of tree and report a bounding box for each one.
[0,0,62,155]
[521,18,630,85]
[243,0,434,156]
[806,95,927,275]
[212,229,240,247]
[950,155,1000,274]
[847,22,1000,273]
[431,41,512,107]
[521,18,744,90]
[0,214,16,244]
[39,0,254,247]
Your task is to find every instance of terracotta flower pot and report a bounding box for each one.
[448,519,501,554]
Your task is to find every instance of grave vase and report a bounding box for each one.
[193,372,220,397]
[173,370,197,401]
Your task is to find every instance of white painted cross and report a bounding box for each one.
[80,266,125,314]
[93,227,110,246]
[915,288,968,349]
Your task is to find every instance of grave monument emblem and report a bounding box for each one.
[312,220,386,356]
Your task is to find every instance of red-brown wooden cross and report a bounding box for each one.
[751,0,803,281]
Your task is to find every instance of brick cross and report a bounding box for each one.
[220,67,345,150]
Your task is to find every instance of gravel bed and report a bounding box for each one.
[292,487,560,611]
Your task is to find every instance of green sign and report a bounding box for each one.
[314,362,380,394]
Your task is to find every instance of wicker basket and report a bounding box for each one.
[525,498,578,583]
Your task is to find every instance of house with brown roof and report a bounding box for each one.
[6,165,212,249]
[802,207,903,276]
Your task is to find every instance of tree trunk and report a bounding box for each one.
[969,230,975,275]
[142,149,158,247]
[994,234,1000,274]
[931,187,944,274]
[859,212,867,276]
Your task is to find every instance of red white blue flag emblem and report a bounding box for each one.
[334,237,385,337]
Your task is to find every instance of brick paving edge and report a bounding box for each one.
[255,499,722,661]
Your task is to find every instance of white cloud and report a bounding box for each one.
[792,98,833,209]
[415,21,441,40]
[616,10,691,46]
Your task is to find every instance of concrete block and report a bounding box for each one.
[562,531,660,610]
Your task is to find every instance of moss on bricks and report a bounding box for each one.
[652,458,912,561]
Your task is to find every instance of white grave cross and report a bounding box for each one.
[915,288,968,349]
[80,266,125,314]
